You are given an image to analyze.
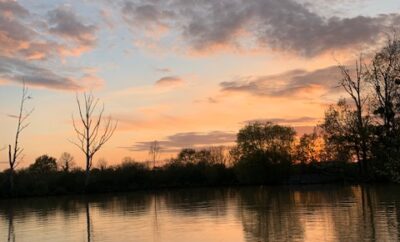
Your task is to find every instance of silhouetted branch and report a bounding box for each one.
[72,92,117,188]
[8,81,33,192]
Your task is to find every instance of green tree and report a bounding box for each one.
[320,99,354,163]
[233,122,296,184]
[177,148,197,163]
[366,37,400,137]
[236,122,296,158]
[29,155,57,173]
[365,36,400,181]
[295,131,322,164]
[176,148,213,164]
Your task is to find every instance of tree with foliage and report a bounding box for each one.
[320,99,354,163]
[295,131,324,164]
[175,148,213,164]
[176,148,197,163]
[233,122,296,184]
[366,37,400,137]
[29,155,57,174]
[365,36,400,181]
[236,122,296,158]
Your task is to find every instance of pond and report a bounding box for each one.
[1,185,400,242]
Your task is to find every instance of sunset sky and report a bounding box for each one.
[0,0,400,169]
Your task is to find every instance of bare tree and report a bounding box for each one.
[209,146,229,165]
[8,83,33,192]
[97,158,108,171]
[71,92,117,189]
[58,152,75,172]
[149,140,161,168]
[338,57,371,174]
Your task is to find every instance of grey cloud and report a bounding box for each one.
[0,1,100,91]
[127,131,236,152]
[0,56,82,90]
[120,0,400,56]
[180,0,251,51]
[122,1,174,30]
[220,66,341,97]
[0,0,29,17]
[0,1,89,61]
[245,117,319,124]
[155,76,184,86]
[127,126,317,152]
[0,1,35,57]
[48,7,97,47]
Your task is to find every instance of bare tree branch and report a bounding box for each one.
[8,81,33,192]
[71,92,117,189]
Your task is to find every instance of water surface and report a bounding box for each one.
[1,185,400,242]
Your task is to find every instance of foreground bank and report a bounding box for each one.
[0,159,371,198]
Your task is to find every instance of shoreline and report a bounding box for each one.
[0,174,385,200]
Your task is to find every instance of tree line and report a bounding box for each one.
[2,35,400,197]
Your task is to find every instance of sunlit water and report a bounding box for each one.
[1,185,400,242]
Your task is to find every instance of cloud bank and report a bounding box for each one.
[120,0,400,56]
[220,66,341,97]
[0,0,100,90]
[127,131,236,152]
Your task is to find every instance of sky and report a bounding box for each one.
[0,0,400,169]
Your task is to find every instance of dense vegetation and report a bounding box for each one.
[0,145,360,198]
[2,37,400,198]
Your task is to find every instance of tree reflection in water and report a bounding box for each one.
[86,200,93,242]
[7,206,15,242]
[1,185,400,242]
[237,186,304,242]
[236,185,400,242]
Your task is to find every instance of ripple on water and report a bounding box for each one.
[1,185,400,242]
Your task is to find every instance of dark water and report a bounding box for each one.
[1,185,400,242]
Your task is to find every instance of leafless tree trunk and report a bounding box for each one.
[149,140,161,169]
[338,57,370,175]
[8,83,33,193]
[71,93,117,190]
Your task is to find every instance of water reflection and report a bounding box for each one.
[86,201,92,242]
[237,187,305,241]
[1,185,400,242]
[7,204,15,242]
